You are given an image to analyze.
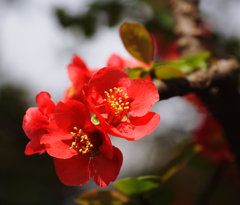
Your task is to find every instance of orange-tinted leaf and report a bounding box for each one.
[75,190,129,205]
[120,22,153,64]
[154,66,185,80]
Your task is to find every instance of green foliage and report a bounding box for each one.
[91,114,100,125]
[119,22,154,64]
[55,9,97,37]
[75,190,129,205]
[114,175,162,197]
[55,0,175,39]
[125,67,150,80]
[154,65,185,80]
[55,0,125,37]
[153,51,211,76]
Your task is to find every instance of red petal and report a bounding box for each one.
[82,84,99,114]
[68,64,91,90]
[97,112,160,141]
[41,121,77,159]
[90,146,123,187]
[55,100,91,133]
[54,154,91,186]
[23,108,49,154]
[36,92,55,117]
[25,140,45,155]
[107,54,125,70]
[95,125,113,159]
[126,112,160,140]
[88,67,131,104]
[68,55,92,90]
[62,86,84,103]
[72,55,88,71]
[128,79,159,117]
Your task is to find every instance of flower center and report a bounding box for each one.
[69,127,94,154]
[104,87,130,126]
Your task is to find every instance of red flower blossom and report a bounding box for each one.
[83,67,160,141]
[23,91,55,155]
[63,55,97,102]
[107,53,149,70]
[41,100,123,187]
[185,93,208,113]
[151,32,180,61]
[193,115,235,164]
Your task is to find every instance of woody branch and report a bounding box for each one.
[153,0,240,165]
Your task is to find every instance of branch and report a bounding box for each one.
[153,57,240,99]
[168,0,240,167]
[171,0,205,56]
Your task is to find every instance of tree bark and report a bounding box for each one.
[160,0,240,165]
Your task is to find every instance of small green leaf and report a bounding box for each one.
[159,143,202,182]
[145,188,176,205]
[75,190,129,205]
[114,175,162,197]
[154,66,185,80]
[91,114,99,125]
[120,22,153,64]
[153,51,211,75]
[126,67,150,80]
[140,71,150,78]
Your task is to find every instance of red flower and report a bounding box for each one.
[23,92,55,155]
[63,55,97,102]
[185,93,208,113]
[193,115,235,164]
[83,67,160,141]
[41,100,123,187]
[107,53,149,70]
[151,32,179,61]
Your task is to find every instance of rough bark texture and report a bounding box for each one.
[157,0,240,165]
[171,0,205,56]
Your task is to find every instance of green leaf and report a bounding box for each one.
[114,175,162,197]
[75,190,129,205]
[125,67,150,80]
[91,114,100,125]
[145,188,176,205]
[154,66,185,80]
[120,22,153,64]
[159,143,202,182]
[153,51,211,75]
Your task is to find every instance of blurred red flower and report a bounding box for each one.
[193,115,235,164]
[41,100,123,187]
[185,93,208,113]
[107,53,149,70]
[151,32,179,61]
[63,55,97,102]
[23,91,55,155]
[83,66,160,140]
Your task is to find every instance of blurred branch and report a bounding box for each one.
[170,0,205,56]
[159,0,240,167]
[153,57,240,99]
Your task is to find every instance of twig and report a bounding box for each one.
[166,0,240,167]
